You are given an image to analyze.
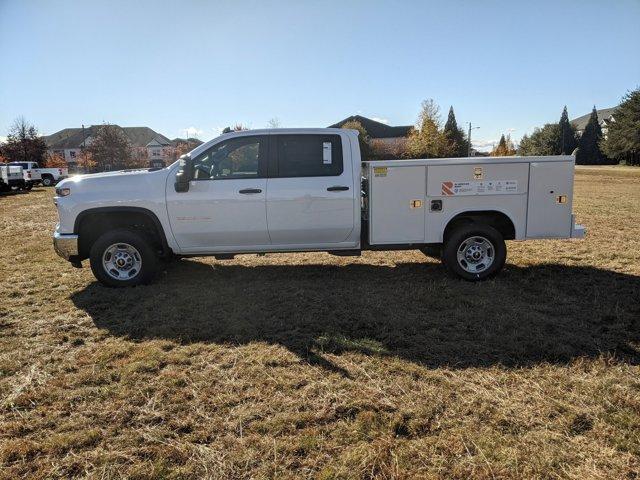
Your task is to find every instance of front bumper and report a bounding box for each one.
[53,231,79,260]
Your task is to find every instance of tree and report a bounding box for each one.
[518,124,562,156]
[77,150,97,172]
[340,120,372,160]
[43,153,67,168]
[266,117,281,128]
[1,117,48,164]
[576,106,609,165]
[443,106,468,157]
[407,99,449,158]
[558,106,577,154]
[86,124,133,170]
[602,88,640,165]
[491,134,516,156]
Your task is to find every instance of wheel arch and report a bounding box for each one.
[442,209,516,242]
[74,207,172,260]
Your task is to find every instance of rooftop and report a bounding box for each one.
[570,107,617,131]
[329,115,413,139]
[44,125,172,149]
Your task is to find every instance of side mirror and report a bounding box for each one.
[174,154,193,192]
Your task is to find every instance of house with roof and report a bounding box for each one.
[44,125,175,169]
[571,107,617,137]
[329,115,413,156]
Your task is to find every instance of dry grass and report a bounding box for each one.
[1,167,639,479]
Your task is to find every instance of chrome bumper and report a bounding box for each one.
[53,232,79,260]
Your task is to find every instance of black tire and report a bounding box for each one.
[24,183,33,191]
[42,176,54,187]
[442,223,506,281]
[89,229,159,287]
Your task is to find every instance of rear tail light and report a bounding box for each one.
[27,172,31,179]
[59,169,63,174]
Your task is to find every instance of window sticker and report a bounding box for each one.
[323,142,332,164]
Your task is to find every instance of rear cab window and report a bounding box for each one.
[273,134,343,178]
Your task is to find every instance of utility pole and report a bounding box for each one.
[467,123,480,157]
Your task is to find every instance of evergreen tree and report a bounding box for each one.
[602,88,640,165]
[576,107,608,165]
[518,124,561,156]
[407,99,449,158]
[443,106,468,157]
[491,134,516,156]
[558,106,577,154]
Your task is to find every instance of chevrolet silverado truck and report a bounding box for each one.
[11,161,69,187]
[53,128,585,287]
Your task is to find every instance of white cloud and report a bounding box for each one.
[371,117,389,124]
[472,138,498,152]
[181,126,203,138]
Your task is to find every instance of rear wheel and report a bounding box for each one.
[89,229,159,287]
[42,176,54,187]
[442,223,506,281]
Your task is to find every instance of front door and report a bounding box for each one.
[166,135,270,250]
[266,133,355,245]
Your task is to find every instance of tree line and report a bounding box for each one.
[344,88,639,165]
[2,88,638,169]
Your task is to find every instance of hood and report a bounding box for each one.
[57,167,172,193]
[68,168,152,181]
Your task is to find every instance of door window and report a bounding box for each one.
[193,136,266,180]
[274,135,343,177]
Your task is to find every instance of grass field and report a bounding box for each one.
[1,166,639,479]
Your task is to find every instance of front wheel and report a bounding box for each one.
[89,229,159,287]
[442,224,506,281]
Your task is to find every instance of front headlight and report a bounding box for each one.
[55,187,71,197]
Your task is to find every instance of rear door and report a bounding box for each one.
[166,135,271,249]
[266,133,354,245]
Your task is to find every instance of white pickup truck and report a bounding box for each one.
[11,161,69,187]
[53,128,585,287]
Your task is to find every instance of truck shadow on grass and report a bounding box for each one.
[71,259,640,373]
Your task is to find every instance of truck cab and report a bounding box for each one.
[53,128,584,287]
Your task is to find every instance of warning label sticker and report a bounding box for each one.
[373,167,388,177]
[441,180,518,196]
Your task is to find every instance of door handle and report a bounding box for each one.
[327,186,349,191]
[239,188,262,194]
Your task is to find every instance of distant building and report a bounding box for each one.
[329,115,413,156]
[44,125,175,168]
[571,107,617,137]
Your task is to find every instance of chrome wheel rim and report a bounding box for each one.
[102,243,142,281]
[456,236,495,274]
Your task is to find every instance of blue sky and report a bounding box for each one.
[1,0,638,150]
